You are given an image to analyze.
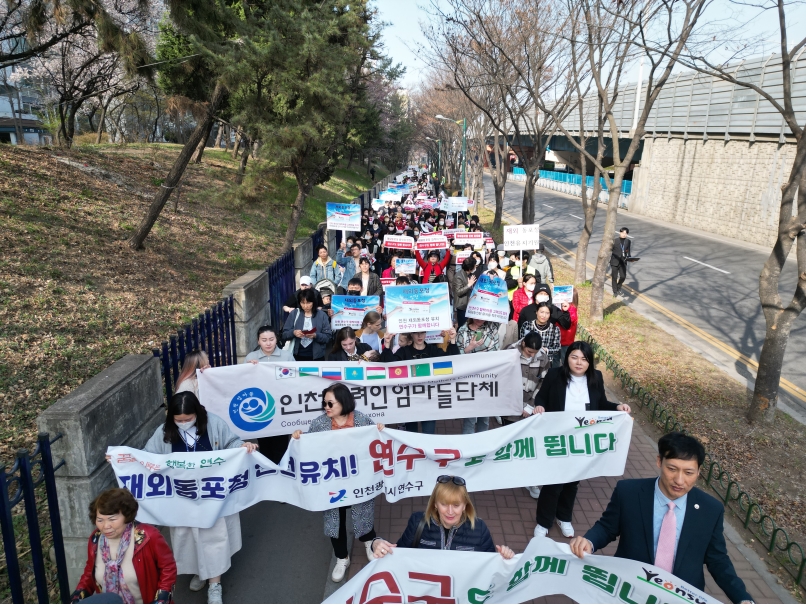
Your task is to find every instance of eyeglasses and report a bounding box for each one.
[323,400,338,409]
[436,475,466,486]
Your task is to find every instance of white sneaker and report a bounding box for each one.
[365,540,375,562]
[556,519,575,537]
[331,557,350,582]
[528,486,542,499]
[534,524,549,538]
[207,582,223,604]
[190,575,206,591]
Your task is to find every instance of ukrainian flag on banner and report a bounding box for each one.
[411,363,431,377]
[432,361,453,375]
[345,367,364,381]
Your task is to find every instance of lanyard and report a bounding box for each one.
[180,429,197,452]
[441,526,458,551]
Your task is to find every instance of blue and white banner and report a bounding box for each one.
[108,412,633,527]
[465,274,509,323]
[394,258,417,275]
[198,351,523,438]
[325,535,719,604]
[326,203,361,231]
[331,295,381,330]
[384,283,452,333]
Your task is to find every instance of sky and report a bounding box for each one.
[374,0,806,92]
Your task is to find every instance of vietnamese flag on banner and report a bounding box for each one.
[388,365,409,379]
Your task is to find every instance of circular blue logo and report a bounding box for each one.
[229,388,275,432]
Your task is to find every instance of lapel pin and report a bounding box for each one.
[694,504,700,509]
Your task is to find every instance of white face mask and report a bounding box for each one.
[536,294,549,303]
[488,262,497,270]
[176,419,196,431]
[525,283,535,291]
[439,220,445,225]
[414,230,420,236]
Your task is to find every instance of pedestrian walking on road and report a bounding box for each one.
[610,227,631,296]
[528,244,554,283]
[292,383,384,583]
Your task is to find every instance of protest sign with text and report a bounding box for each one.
[440,197,469,213]
[416,236,449,250]
[465,274,509,323]
[326,203,361,231]
[325,535,719,604]
[198,350,522,437]
[331,295,381,329]
[384,283,451,333]
[503,224,540,250]
[109,411,633,527]
[454,232,484,247]
[394,258,416,274]
[552,285,574,306]
[383,235,415,250]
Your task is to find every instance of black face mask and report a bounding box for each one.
[348,289,361,295]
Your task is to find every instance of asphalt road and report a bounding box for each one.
[484,174,806,416]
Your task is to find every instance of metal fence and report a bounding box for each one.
[152,296,237,401]
[0,433,69,604]
[578,325,806,592]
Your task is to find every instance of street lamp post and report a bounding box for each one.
[425,136,442,195]
[435,114,466,196]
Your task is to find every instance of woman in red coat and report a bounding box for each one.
[72,488,177,604]
[512,273,537,323]
[415,249,451,283]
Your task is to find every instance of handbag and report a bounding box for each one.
[411,515,427,548]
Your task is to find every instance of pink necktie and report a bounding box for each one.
[655,502,677,572]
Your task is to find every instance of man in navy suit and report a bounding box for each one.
[569,432,753,603]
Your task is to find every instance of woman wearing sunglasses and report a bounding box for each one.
[291,383,384,584]
[369,476,515,560]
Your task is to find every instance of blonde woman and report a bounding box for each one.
[355,311,384,352]
[370,476,515,558]
[174,350,210,398]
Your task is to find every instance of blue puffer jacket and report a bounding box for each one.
[394,511,495,552]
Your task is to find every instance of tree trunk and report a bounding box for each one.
[232,129,241,159]
[281,180,309,254]
[191,119,214,163]
[574,154,603,285]
[235,137,250,184]
[4,88,24,145]
[213,122,223,149]
[346,148,354,169]
[224,125,232,151]
[128,81,226,250]
[589,168,627,321]
[95,102,107,144]
[747,137,806,423]
[522,173,536,225]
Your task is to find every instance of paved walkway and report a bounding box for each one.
[342,416,792,604]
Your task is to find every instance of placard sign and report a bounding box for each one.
[465,274,509,323]
[503,224,540,250]
[384,283,452,332]
[441,197,469,212]
[383,235,415,250]
[326,203,361,231]
[330,295,381,329]
[416,236,449,250]
[552,285,574,305]
[394,258,417,275]
[454,232,484,247]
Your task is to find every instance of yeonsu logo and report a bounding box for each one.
[574,415,614,428]
[229,388,275,432]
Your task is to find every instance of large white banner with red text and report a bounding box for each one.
[324,536,721,604]
[107,412,633,527]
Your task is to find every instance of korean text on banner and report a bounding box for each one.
[454,232,484,247]
[440,228,467,239]
[325,536,720,604]
[383,235,415,250]
[108,411,633,525]
[384,283,451,333]
[441,197,469,213]
[198,350,521,437]
[416,236,449,250]
[503,224,540,250]
[326,203,361,232]
[465,274,509,323]
[331,295,381,329]
[394,258,417,275]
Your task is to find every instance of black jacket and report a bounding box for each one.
[380,342,459,361]
[517,303,571,333]
[535,367,618,412]
[610,236,631,267]
[395,511,495,552]
[326,342,373,361]
[585,478,752,603]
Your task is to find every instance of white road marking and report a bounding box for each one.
[569,214,584,220]
[543,204,554,208]
[683,256,730,274]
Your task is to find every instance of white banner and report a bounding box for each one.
[383,235,415,250]
[325,536,720,604]
[503,224,540,250]
[441,197,469,212]
[416,236,449,250]
[108,412,633,527]
[198,350,523,437]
